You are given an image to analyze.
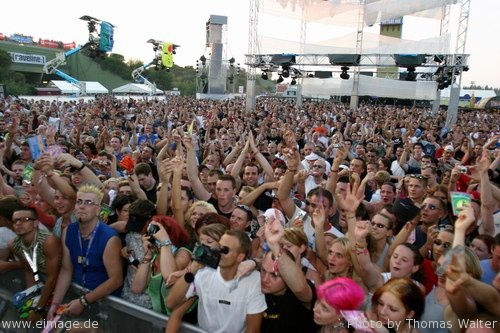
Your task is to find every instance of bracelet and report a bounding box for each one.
[272,250,283,275]
[79,295,89,308]
[287,169,297,172]
[249,257,258,269]
[75,163,86,171]
[159,239,172,248]
[330,169,339,173]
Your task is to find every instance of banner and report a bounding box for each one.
[10,52,46,65]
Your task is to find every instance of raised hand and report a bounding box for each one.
[454,204,476,232]
[336,183,364,213]
[354,220,371,243]
[264,210,285,249]
[283,147,300,171]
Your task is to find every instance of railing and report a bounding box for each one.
[0,270,207,333]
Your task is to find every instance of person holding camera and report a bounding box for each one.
[130,215,191,314]
[166,229,266,333]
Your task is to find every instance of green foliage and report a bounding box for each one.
[0,49,35,95]
[101,53,133,80]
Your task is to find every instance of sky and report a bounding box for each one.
[2,0,499,88]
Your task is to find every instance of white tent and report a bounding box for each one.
[47,80,108,94]
[112,83,163,95]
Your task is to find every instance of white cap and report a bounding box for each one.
[305,153,320,161]
[258,208,286,226]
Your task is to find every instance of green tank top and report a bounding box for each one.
[12,230,51,275]
[147,248,198,315]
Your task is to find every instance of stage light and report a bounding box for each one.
[281,66,290,78]
[340,66,350,80]
[277,75,284,83]
[290,78,297,85]
[261,72,268,80]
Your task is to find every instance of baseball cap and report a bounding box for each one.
[444,145,454,153]
[258,208,286,226]
[305,153,320,161]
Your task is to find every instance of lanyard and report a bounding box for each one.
[22,242,40,282]
[77,222,99,290]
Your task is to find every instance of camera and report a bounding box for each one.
[192,243,229,269]
[459,166,468,174]
[127,255,140,267]
[146,223,160,246]
[146,223,159,237]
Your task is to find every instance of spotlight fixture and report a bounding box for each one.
[261,71,268,80]
[290,78,297,85]
[200,55,207,66]
[277,75,284,83]
[340,66,350,80]
[281,66,290,78]
[403,67,417,81]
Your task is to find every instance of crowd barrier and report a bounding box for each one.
[0,269,207,333]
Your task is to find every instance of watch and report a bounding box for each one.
[184,272,195,283]
[158,239,172,248]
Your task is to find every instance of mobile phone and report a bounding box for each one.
[435,245,464,276]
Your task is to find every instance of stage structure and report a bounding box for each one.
[245,0,471,125]
[196,15,241,97]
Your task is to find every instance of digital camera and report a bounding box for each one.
[146,224,161,247]
[146,223,159,237]
[192,243,229,269]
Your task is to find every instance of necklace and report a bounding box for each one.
[80,222,98,240]
[323,321,346,333]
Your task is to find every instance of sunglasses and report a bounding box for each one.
[371,222,388,229]
[13,217,35,224]
[422,203,441,211]
[434,239,451,249]
[409,174,427,180]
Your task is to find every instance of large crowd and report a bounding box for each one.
[0,94,499,333]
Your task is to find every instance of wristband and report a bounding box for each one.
[159,239,172,248]
[75,163,86,171]
[249,258,258,269]
[330,169,339,173]
[79,295,89,308]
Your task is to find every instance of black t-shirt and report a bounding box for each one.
[207,197,233,220]
[261,279,319,333]
[253,190,274,212]
[142,181,158,204]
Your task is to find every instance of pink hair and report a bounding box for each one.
[317,277,365,311]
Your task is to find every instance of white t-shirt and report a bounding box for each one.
[188,267,267,333]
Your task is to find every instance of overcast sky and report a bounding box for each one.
[3,0,499,88]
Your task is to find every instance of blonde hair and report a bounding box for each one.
[185,201,217,224]
[325,237,355,280]
[77,184,104,205]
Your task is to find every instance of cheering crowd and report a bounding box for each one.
[0,94,499,333]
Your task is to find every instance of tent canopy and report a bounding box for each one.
[112,83,163,95]
[47,80,108,94]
